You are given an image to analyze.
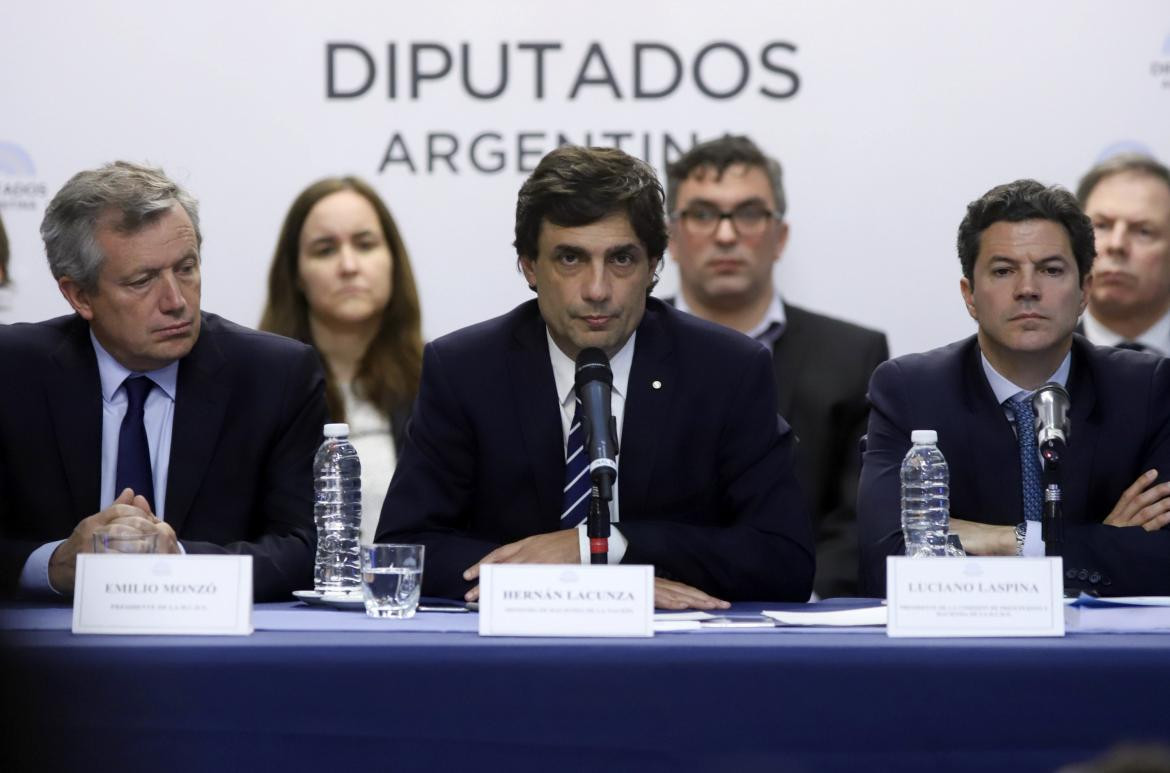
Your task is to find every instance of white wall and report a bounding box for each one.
[2,0,1168,356]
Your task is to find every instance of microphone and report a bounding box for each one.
[574,347,618,565]
[1031,383,1070,454]
[1031,383,1070,559]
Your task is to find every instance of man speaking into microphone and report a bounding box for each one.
[376,146,814,608]
[857,179,1170,597]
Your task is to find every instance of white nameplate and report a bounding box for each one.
[479,564,654,637]
[887,556,1064,637]
[72,554,253,635]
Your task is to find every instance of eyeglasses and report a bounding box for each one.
[671,203,780,237]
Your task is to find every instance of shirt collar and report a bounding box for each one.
[674,289,787,341]
[979,348,1071,406]
[546,329,636,408]
[1082,307,1170,356]
[90,329,180,402]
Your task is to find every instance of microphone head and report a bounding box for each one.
[574,347,613,389]
[1031,382,1071,446]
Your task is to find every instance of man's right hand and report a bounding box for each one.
[48,488,157,593]
[1104,470,1170,531]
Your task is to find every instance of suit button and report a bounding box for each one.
[1089,573,1101,584]
[1065,569,1077,579]
[1103,577,1112,586]
[1077,569,1089,581]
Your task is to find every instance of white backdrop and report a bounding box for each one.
[2,0,1168,356]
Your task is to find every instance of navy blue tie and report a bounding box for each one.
[561,399,591,528]
[1007,396,1043,523]
[116,376,156,509]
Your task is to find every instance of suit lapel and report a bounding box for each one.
[48,318,103,519]
[165,315,230,534]
[959,341,1022,523]
[619,304,674,522]
[1061,338,1098,517]
[769,307,808,420]
[506,306,564,531]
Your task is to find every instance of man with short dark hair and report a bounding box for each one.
[1077,154,1170,354]
[0,161,327,600]
[376,145,814,608]
[858,179,1170,597]
[665,135,888,598]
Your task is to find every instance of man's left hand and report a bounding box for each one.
[462,529,581,602]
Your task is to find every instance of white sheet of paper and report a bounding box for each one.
[763,606,887,627]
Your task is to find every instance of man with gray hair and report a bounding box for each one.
[0,161,327,600]
[1077,153,1170,354]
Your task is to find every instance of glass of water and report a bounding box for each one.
[361,544,424,618]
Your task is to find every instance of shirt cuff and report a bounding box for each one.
[1021,520,1044,557]
[576,523,629,564]
[19,540,66,597]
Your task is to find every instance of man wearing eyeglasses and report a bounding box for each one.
[666,135,888,598]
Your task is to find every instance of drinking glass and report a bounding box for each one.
[361,544,424,618]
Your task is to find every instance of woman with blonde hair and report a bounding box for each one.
[261,177,423,543]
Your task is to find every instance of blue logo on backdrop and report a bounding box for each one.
[1152,34,1170,89]
[0,142,36,176]
[1096,140,1158,162]
[0,142,49,211]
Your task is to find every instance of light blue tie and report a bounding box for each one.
[1007,396,1043,523]
[561,399,590,528]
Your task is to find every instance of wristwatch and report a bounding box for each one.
[1014,522,1027,556]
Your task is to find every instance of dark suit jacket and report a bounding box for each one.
[858,335,1170,597]
[0,312,327,600]
[662,297,888,598]
[375,298,815,601]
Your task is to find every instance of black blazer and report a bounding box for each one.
[375,298,814,601]
[0,312,327,600]
[662,297,888,597]
[858,335,1170,597]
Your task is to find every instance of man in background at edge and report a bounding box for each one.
[1077,153,1170,355]
[376,145,814,609]
[665,135,888,598]
[0,162,326,600]
[857,178,1170,597]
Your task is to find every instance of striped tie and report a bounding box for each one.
[561,398,591,527]
[1007,396,1043,523]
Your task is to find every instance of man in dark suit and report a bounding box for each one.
[858,179,1170,597]
[376,146,814,608]
[664,135,888,598]
[0,162,326,600]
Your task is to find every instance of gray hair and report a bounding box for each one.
[40,161,201,291]
[1076,153,1170,207]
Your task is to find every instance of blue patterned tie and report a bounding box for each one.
[116,376,156,509]
[561,398,591,528]
[1007,396,1043,523]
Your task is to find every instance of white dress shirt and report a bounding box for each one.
[675,289,787,345]
[546,329,635,564]
[979,350,1071,557]
[1081,307,1170,356]
[340,385,398,545]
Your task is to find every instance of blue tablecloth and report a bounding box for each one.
[3,601,1169,772]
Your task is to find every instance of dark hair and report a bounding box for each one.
[957,179,1095,284]
[259,177,423,424]
[665,134,785,217]
[1076,152,1170,206]
[513,145,667,291]
[0,210,9,287]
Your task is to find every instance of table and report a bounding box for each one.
[3,601,1169,772]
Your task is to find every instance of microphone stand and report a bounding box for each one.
[1039,442,1063,558]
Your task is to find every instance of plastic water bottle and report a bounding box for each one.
[901,429,949,558]
[313,423,362,593]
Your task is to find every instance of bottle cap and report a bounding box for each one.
[910,429,937,444]
[323,423,350,438]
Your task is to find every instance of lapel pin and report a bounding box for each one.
[651,380,662,390]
